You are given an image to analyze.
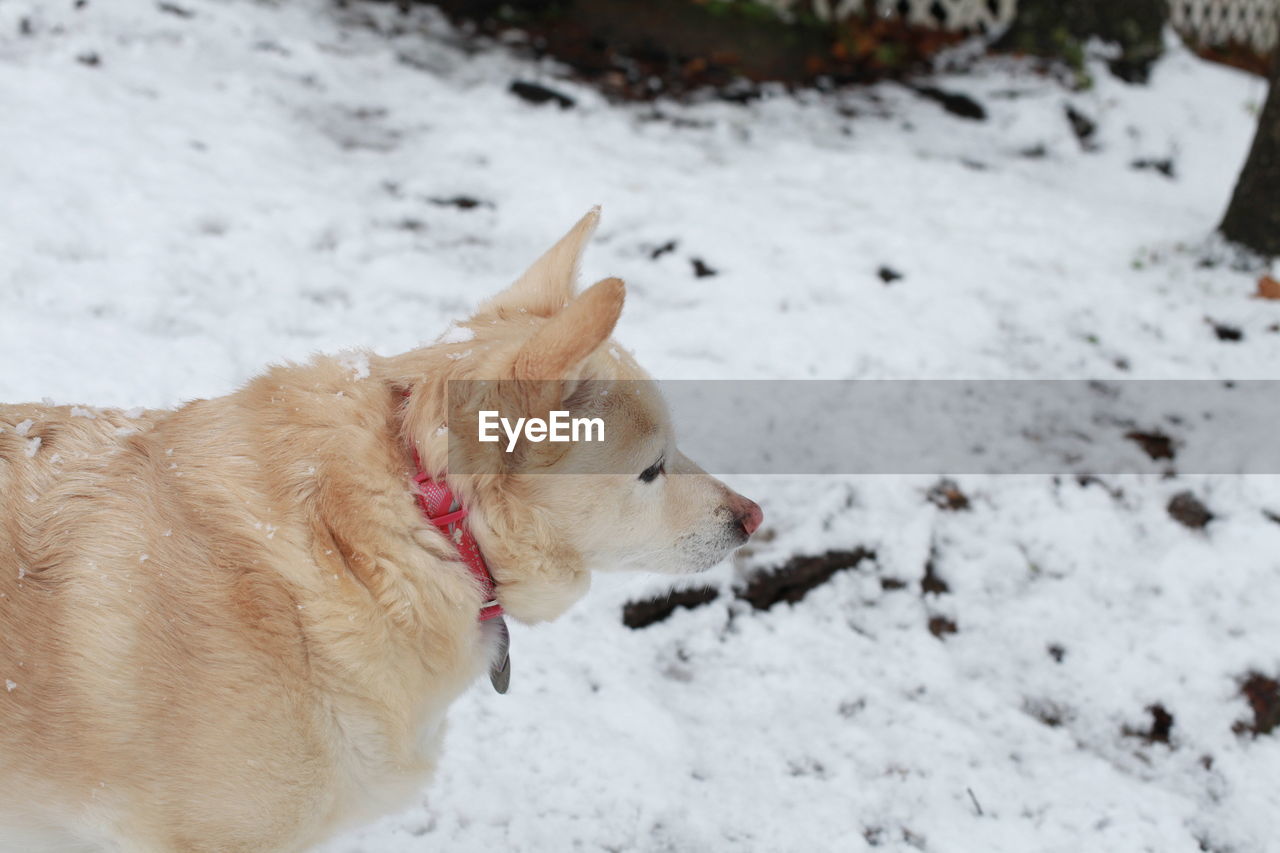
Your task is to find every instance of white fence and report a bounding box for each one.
[755,0,1278,55]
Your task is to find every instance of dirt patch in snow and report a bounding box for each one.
[926,479,970,511]
[622,586,720,629]
[1125,429,1176,461]
[1124,703,1175,745]
[1234,673,1280,737]
[738,547,875,611]
[623,547,876,627]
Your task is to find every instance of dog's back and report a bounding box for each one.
[0,370,485,852]
[0,401,324,850]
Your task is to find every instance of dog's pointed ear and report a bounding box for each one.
[512,277,624,380]
[482,207,601,318]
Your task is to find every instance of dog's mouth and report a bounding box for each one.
[672,529,751,575]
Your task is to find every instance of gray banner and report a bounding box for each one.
[444,380,1280,475]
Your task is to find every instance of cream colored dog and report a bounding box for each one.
[0,209,761,852]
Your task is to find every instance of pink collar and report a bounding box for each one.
[410,454,503,622]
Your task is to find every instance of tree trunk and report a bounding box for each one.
[1220,53,1280,258]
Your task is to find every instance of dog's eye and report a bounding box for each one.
[639,459,664,483]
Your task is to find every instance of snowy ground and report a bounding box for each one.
[3,1,1280,851]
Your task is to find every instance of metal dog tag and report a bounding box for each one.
[489,617,511,694]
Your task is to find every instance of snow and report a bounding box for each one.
[2,1,1279,851]
[338,350,372,380]
[438,323,476,344]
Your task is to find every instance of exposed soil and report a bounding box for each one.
[385,0,969,101]
[920,550,951,596]
[738,547,875,611]
[622,585,720,629]
[1124,703,1175,745]
[927,614,958,639]
[1125,429,1176,461]
[926,479,970,511]
[1234,673,1280,736]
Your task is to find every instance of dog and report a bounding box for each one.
[0,208,762,852]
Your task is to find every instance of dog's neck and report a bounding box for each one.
[408,451,512,693]
[390,373,591,626]
[408,455,503,622]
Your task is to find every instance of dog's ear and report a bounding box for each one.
[481,207,600,318]
[512,276,624,381]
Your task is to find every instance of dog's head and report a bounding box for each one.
[398,209,761,623]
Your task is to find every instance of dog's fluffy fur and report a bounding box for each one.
[0,210,759,852]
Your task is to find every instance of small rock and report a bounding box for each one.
[649,240,677,260]
[1234,673,1280,736]
[927,615,958,638]
[911,85,986,121]
[1064,104,1096,149]
[428,196,489,210]
[877,265,903,284]
[1209,320,1243,342]
[509,80,574,109]
[1167,491,1213,529]
[691,258,717,278]
[1125,430,1176,461]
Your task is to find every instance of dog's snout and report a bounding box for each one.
[727,495,763,538]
